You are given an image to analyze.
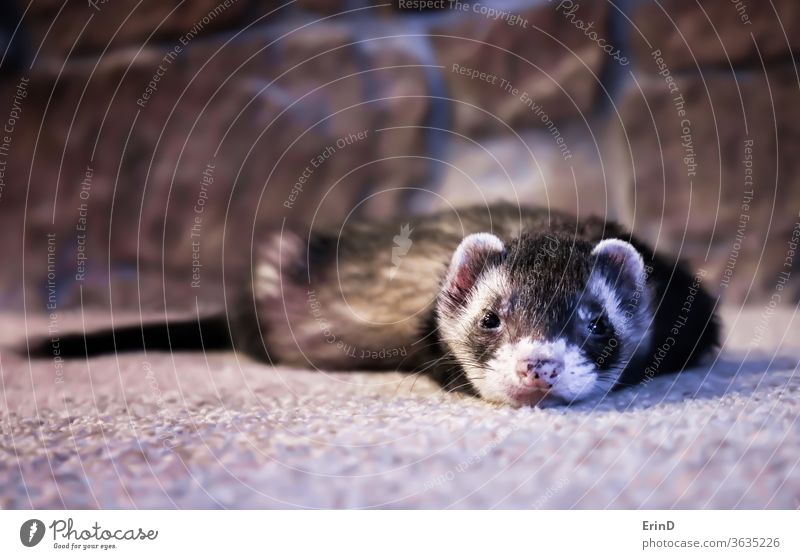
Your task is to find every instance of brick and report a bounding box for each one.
[1,21,430,312]
[431,0,611,136]
[613,66,800,302]
[24,0,262,61]
[632,0,800,71]
[419,119,612,220]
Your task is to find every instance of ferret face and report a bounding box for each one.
[436,233,652,407]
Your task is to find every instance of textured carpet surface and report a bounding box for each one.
[1,307,799,509]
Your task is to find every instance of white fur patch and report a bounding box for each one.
[254,233,303,300]
[587,240,654,363]
[461,268,510,329]
[476,337,600,407]
[588,277,628,334]
[437,266,511,377]
[255,262,280,298]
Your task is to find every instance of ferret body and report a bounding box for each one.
[36,204,720,407]
[238,204,720,406]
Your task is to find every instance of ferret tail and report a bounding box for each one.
[25,315,233,359]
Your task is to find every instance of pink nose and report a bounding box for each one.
[517,358,562,389]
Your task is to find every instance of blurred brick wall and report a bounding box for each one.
[1,0,798,318]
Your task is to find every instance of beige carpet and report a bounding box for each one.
[1,306,799,509]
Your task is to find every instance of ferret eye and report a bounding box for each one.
[588,315,611,337]
[480,311,501,330]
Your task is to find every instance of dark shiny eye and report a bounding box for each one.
[588,315,611,337]
[480,311,501,330]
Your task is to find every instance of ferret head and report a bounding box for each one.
[436,232,653,407]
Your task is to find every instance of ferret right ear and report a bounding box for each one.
[591,238,646,292]
[441,233,504,305]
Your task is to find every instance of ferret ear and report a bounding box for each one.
[591,238,646,291]
[441,233,504,304]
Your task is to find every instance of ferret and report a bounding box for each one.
[33,204,720,407]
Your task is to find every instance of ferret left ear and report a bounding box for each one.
[592,239,646,291]
[441,233,504,306]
